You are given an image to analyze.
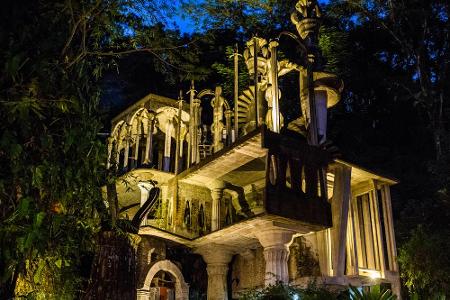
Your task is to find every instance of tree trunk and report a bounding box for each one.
[106,182,119,227]
[83,231,137,300]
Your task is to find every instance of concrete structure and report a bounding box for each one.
[105,1,401,298]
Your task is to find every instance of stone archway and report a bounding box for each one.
[138,259,189,300]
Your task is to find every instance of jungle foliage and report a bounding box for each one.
[239,282,398,300]
[0,0,198,298]
[0,0,449,298]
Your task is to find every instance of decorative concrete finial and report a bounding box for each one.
[291,0,322,40]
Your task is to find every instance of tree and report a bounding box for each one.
[0,0,196,298]
[398,226,450,297]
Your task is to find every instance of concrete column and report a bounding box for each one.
[187,82,195,168]
[208,180,225,231]
[123,135,130,169]
[381,184,398,272]
[269,40,280,133]
[210,189,222,231]
[370,180,387,276]
[330,165,352,276]
[196,245,233,300]
[192,99,201,164]
[225,110,232,145]
[133,117,142,168]
[143,115,155,165]
[164,120,173,171]
[255,229,295,285]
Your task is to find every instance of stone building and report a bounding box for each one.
[105,1,401,299]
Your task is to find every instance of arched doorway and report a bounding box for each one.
[138,260,189,300]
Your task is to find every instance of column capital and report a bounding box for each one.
[195,244,234,265]
[254,228,296,286]
[254,228,296,248]
[206,180,226,191]
[196,244,234,300]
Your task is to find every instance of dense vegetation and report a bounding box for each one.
[0,0,449,298]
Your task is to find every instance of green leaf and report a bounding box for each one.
[18,197,31,217]
[32,165,44,187]
[33,259,45,284]
[34,212,46,228]
[55,259,62,269]
[24,232,34,250]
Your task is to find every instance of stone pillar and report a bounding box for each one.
[208,180,225,231]
[196,245,233,300]
[255,229,295,286]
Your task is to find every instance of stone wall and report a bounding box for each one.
[136,236,167,288]
[176,182,212,237]
[288,236,321,281]
[230,247,265,297]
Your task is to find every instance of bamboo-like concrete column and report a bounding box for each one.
[225,109,232,146]
[143,113,156,166]
[123,124,131,170]
[330,164,352,276]
[193,98,201,164]
[133,116,142,168]
[381,184,398,271]
[253,36,260,126]
[187,81,195,168]
[269,40,280,133]
[370,180,387,277]
[163,119,173,172]
[233,45,239,138]
[174,97,183,174]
